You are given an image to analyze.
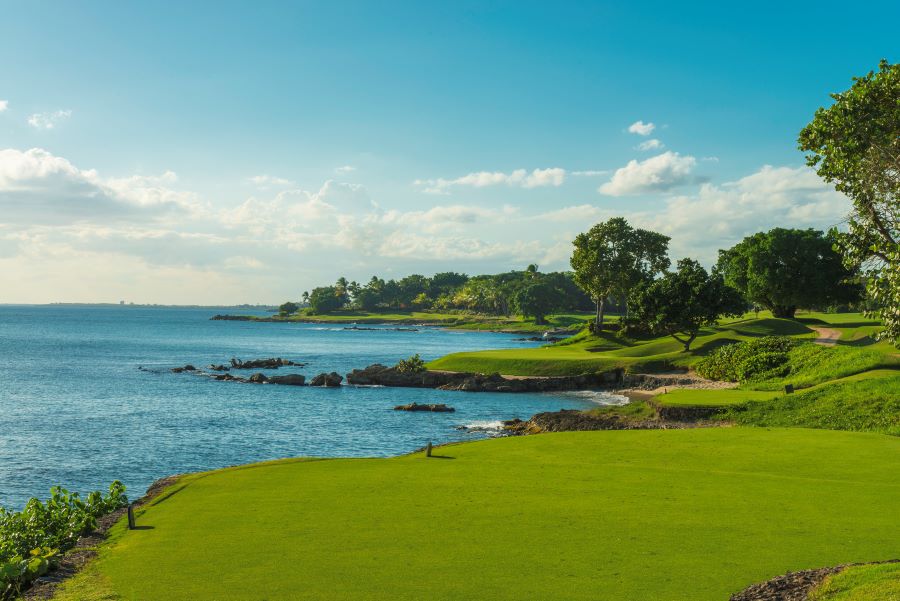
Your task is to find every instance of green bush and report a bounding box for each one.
[395,354,426,373]
[696,336,797,382]
[0,481,128,599]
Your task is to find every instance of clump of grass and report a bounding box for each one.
[718,372,900,435]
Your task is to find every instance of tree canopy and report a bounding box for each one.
[570,217,670,328]
[716,228,861,318]
[512,282,564,325]
[798,59,899,343]
[625,258,745,351]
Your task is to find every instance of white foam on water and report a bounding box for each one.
[556,390,630,406]
[460,420,505,433]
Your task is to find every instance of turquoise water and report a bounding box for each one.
[0,305,607,509]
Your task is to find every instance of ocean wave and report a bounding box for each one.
[556,390,629,406]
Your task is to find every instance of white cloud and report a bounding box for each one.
[27,109,72,130]
[637,139,664,151]
[0,100,8,112]
[598,151,697,196]
[334,165,356,174]
[248,174,293,188]
[571,170,609,177]
[0,148,199,223]
[627,120,655,136]
[414,167,566,194]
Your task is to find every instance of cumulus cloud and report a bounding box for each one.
[571,170,609,177]
[334,165,356,174]
[627,120,655,136]
[0,148,199,223]
[0,100,8,112]
[27,109,72,130]
[637,139,664,151]
[414,167,566,194]
[598,151,697,196]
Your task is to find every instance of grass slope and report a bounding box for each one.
[809,562,900,600]
[428,312,897,378]
[653,388,782,406]
[54,429,900,601]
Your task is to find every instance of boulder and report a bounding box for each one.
[230,357,304,369]
[310,372,343,387]
[171,364,196,373]
[247,372,269,384]
[394,402,455,413]
[268,374,306,386]
[207,364,230,372]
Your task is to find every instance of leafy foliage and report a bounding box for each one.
[696,336,797,382]
[799,60,900,345]
[716,228,861,318]
[395,354,426,373]
[0,481,128,599]
[278,301,299,316]
[623,258,745,350]
[512,282,564,324]
[307,286,346,314]
[570,217,670,327]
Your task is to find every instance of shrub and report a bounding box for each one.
[0,481,128,599]
[696,336,797,382]
[395,354,426,373]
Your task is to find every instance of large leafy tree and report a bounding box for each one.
[717,228,861,319]
[307,286,345,314]
[570,217,670,328]
[626,259,745,351]
[512,281,564,325]
[798,59,900,343]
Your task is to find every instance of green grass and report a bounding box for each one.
[52,429,900,601]
[747,344,895,391]
[245,309,602,333]
[809,562,900,601]
[720,370,900,435]
[653,388,783,407]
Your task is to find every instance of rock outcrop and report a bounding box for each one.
[345,364,624,393]
[268,374,306,386]
[394,402,455,412]
[170,365,196,373]
[310,372,343,387]
[502,409,683,434]
[230,357,304,369]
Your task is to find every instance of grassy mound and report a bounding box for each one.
[719,371,900,435]
[54,429,899,601]
[653,388,782,407]
[809,562,900,600]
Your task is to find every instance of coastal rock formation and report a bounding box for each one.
[171,365,196,373]
[310,372,343,387]
[268,374,307,386]
[207,364,230,371]
[247,372,268,383]
[502,410,681,434]
[393,402,455,412]
[345,364,624,393]
[230,357,304,369]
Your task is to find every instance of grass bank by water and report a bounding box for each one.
[53,429,899,601]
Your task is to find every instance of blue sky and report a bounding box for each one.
[0,1,896,303]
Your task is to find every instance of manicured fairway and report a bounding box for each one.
[55,429,900,601]
[652,388,783,406]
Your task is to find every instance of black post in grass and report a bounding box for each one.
[425,441,433,457]
[127,504,136,530]
[784,384,794,394]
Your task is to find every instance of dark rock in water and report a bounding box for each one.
[230,357,304,369]
[345,364,624,393]
[517,336,563,342]
[394,402,455,412]
[247,372,269,383]
[207,364,230,372]
[310,372,343,387]
[215,373,239,381]
[268,374,306,386]
[171,364,196,373]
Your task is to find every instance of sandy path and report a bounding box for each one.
[811,327,841,346]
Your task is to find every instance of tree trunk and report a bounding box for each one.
[771,305,797,319]
[595,297,606,329]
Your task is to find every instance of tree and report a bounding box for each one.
[307,286,345,314]
[798,59,900,343]
[716,228,861,319]
[625,259,745,351]
[570,218,670,329]
[278,301,299,316]
[513,282,563,325]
